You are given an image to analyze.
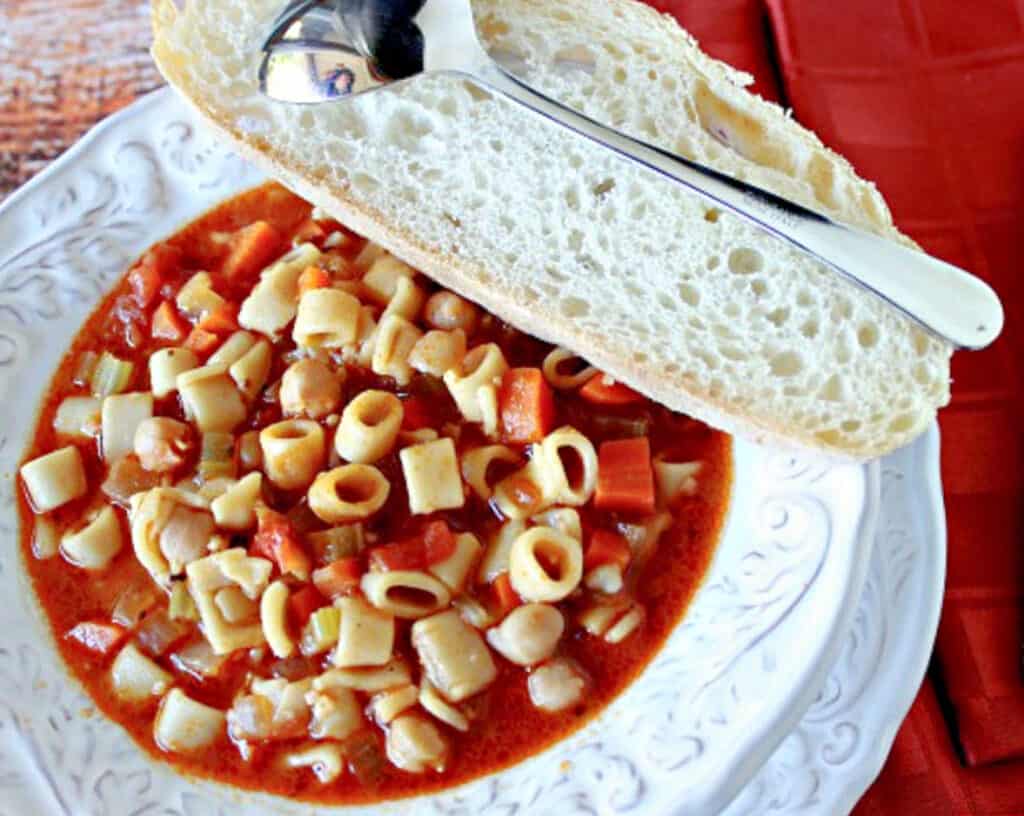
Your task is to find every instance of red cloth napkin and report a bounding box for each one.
[652,0,1024,811]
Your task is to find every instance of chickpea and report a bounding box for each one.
[486,603,564,666]
[423,291,479,336]
[280,358,344,419]
[133,417,193,472]
[527,658,588,713]
[237,430,263,473]
[408,329,467,377]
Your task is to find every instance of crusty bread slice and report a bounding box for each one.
[151,0,952,460]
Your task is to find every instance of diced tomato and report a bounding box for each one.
[584,529,633,571]
[293,218,327,245]
[221,221,285,282]
[422,520,456,565]
[288,585,327,628]
[492,572,521,612]
[129,244,181,307]
[183,327,220,355]
[253,508,313,579]
[400,396,435,431]
[297,265,330,296]
[369,538,428,572]
[368,522,456,573]
[579,373,645,406]
[151,300,188,342]
[312,557,364,598]
[595,437,656,515]
[197,303,239,334]
[66,621,128,657]
[499,367,556,445]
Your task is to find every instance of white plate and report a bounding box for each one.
[724,425,945,816]
[0,89,878,815]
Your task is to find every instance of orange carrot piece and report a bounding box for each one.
[595,437,656,515]
[253,508,313,579]
[197,303,239,334]
[151,300,188,342]
[298,265,330,296]
[493,572,521,612]
[312,558,364,598]
[66,621,128,657]
[293,218,327,245]
[221,221,284,282]
[584,529,633,571]
[183,327,220,355]
[499,367,556,445]
[129,244,181,307]
[288,585,327,628]
[579,373,645,406]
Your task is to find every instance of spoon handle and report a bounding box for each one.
[472,62,1003,350]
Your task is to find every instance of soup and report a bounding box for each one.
[17,183,730,803]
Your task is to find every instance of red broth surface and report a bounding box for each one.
[18,183,731,803]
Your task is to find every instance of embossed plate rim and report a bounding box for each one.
[0,88,878,816]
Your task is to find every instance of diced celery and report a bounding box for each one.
[169,582,199,622]
[300,606,340,656]
[90,352,133,397]
[306,525,364,564]
[198,432,236,481]
[73,351,98,387]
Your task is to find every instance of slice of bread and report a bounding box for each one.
[151,0,952,460]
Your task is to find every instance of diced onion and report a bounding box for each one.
[170,638,229,680]
[73,351,98,386]
[101,455,161,506]
[31,518,60,560]
[136,608,190,657]
[111,582,161,628]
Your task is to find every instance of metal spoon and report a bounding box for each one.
[259,0,1004,350]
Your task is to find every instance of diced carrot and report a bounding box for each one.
[221,221,285,282]
[492,572,521,612]
[584,529,633,571]
[253,508,313,579]
[400,396,435,431]
[183,327,220,355]
[579,373,645,406]
[66,621,128,657]
[499,367,556,445]
[298,265,331,296]
[129,244,181,307]
[595,437,656,515]
[422,520,456,565]
[288,585,327,628]
[197,303,239,334]
[313,557,364,598]
[293,218,327,245]
[151,300,188,342]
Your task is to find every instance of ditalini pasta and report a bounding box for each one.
[335,390,402,463]
[260,419,326,490]
[17,184,730,802]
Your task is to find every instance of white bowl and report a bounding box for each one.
[0,89,878,816]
